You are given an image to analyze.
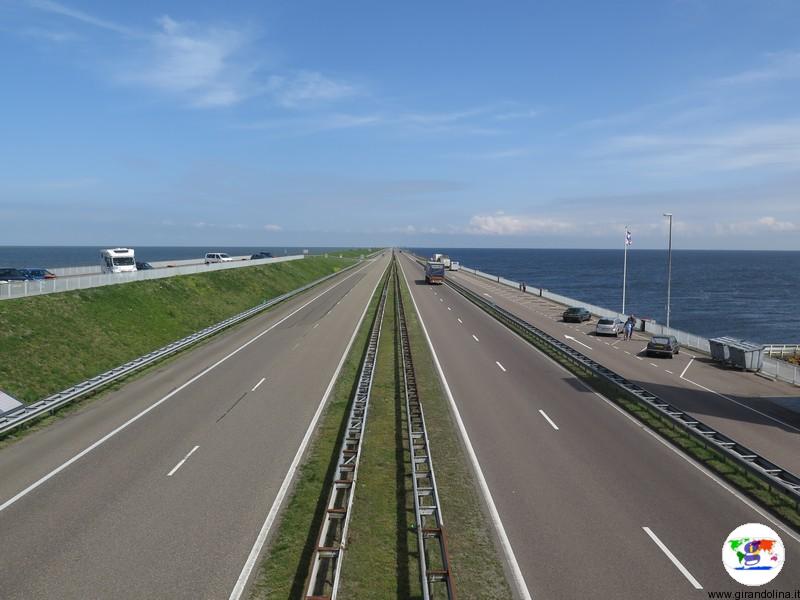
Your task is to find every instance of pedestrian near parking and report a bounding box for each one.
[624,315,635,341]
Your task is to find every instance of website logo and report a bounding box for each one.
[722,523,785,586]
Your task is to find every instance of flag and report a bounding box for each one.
[625,229,632,246]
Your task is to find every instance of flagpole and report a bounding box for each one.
[622,226,628,314]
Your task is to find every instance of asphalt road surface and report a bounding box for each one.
[448,267,800,475]
[0,253,390,600]
[398,252,800,600]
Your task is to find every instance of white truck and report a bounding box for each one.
[431,253,451,268]
[449,261,460,271]
[100,248,137,273]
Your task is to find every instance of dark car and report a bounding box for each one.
[0,268,33,282]
[136,261,154,270]
[250,251,273,260]
[20,268,56,280]
[563,307,591,322]
[646,335,680,358]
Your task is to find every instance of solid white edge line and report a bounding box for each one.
[397,257,533,600]
[496,361,507,372]
[680,359,800,434]
[251,377,266,392]
[167,445,200,477]
[642,526,703,590]
[227,258,389,600]
[0,261,373,516]
[538,409,559,431]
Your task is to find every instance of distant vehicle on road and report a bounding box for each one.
[0,268,33,283]
[19,268,56,280]
[205,252,232,264]
[449,261,460,271]
[135,261,154,270]
[595,317,624,336]
[101,248,137,274]
[250,252,273,260]
[425,261,445,284]
[563,307,591,322]
[646,335,680,358]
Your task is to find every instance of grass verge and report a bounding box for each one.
[338,274,422,598]
[0,256,354,403]
[248,266,389,599]
[397,269,514,599]
[462,292,800,532]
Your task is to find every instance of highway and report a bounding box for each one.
[398,252,800,599]
[447,267,800,474]
[0,252,390,600]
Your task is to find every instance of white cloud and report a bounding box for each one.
[467,214,575,235]
[263,224,282,231]
[27,0,134,35]
[118,16,257,108]
[492,109,540,121]
[758,216,798,231]
[712,51,800,87]
[269,71,356,108]
[596,120,800,172]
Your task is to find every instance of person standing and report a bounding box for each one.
[624,315,635,340]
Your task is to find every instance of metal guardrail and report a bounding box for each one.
[443,275,800,513]
[395,264,456,599]
[305,262,391,600]
[0,262,362,437]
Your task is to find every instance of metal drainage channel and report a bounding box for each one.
[0,262,362,438]
[305,264,392,600]
[445,276,800,511]
[395,268,456,599]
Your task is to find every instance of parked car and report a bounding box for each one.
[596,317,624,336]
[646,335,680,358]
[0,268,33,283]
[204,252,232,264]
[250,251,273,260]
[19,268,56,280]
[563,307,591,322]
[135,261,154,270]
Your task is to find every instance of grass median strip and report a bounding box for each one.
[397,272,513,599]
[249,267,388,599]
[338,278,422,598]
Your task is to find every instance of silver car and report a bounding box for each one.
[595,317,624,336]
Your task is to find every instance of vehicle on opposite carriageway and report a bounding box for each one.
[101,248,137,274]
[646,335,680,358]
[596,317,624,336]
[563,307,591,322]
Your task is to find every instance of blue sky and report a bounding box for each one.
[2,0,800,249]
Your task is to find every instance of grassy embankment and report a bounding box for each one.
[459,287,800,530]
[251,261,511,599]
[0,256,355,405]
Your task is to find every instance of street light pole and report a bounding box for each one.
[663,212,673,328]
